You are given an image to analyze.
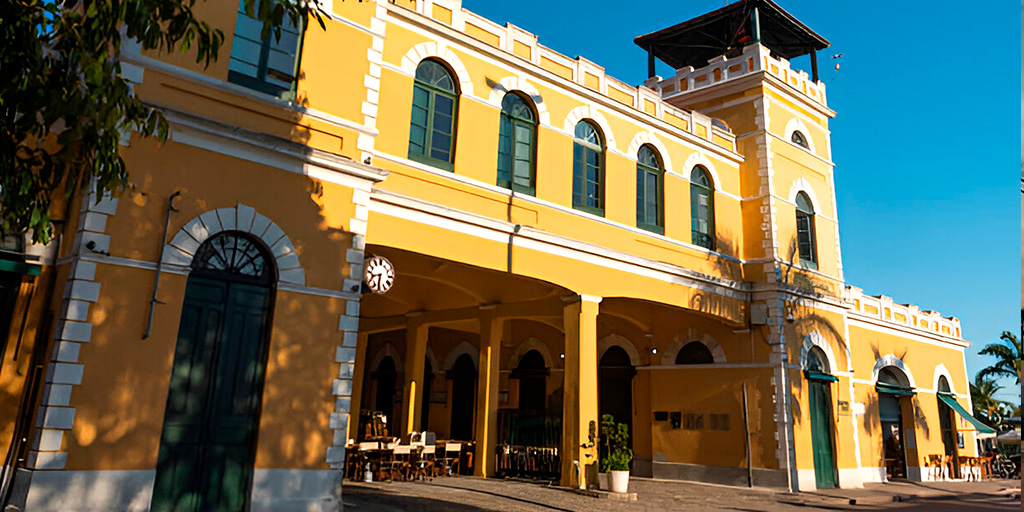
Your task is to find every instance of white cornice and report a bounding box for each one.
[157,107,388,188]
[846,314,969,349]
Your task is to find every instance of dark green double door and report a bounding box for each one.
[151,277,272,512]
[808,379,838,489]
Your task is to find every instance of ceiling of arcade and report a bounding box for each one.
[359,246,570,333]
[359,247,744,350]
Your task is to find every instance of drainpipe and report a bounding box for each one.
[775,265,795,493]
[143,191,180,339]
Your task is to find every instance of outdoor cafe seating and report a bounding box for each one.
[344,410,475,482]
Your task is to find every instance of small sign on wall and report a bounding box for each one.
[430,391,447,404]
[837,400,850,416]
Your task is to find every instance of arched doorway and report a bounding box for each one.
[152,232,275,512]
[675,341,714,364]
[876,366,914,480]
[804,347,838,489]
[599,346,635,449]
[373,356,398,434]
[448,354,477,441]
[514,350,548,411]
[936,376,959,478]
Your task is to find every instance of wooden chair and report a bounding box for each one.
[980,455,994,480]
[962,456,982,482]
[925,455,942,481]
[443,442,462,476]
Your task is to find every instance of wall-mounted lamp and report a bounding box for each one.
[559,353,565,359]
[651,348,658,354]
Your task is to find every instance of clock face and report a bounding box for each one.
[363,255,394,294]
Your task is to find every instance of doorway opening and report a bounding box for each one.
[151,232,275,512]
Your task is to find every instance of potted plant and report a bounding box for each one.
[599,414,632,493]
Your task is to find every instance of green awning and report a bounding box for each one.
[804,370,838,382]
[876,382,915,396]
[0,259,41,276]
[938,392,996,434]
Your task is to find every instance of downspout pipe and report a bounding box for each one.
[143,191,180,339]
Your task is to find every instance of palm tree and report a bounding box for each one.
[970,375,1004,427]
[977,331,1022,383]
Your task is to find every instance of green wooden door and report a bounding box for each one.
[808,380,838,489]
[151,277,271,512]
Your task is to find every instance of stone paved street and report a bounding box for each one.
[342,477,1021,512]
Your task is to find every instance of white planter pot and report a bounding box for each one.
[597,472,609,490]
[610,470,629,493]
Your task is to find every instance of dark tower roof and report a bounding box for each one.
[634,0,828,71]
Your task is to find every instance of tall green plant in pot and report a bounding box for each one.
[599,414,632,493]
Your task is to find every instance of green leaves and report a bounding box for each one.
[2,0,326,244]
[977,331,1022,384]
[598,414,632,472]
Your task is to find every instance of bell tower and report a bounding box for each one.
[636,0,841,491]
[636,0,840,288]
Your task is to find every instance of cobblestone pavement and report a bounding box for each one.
[342,476,1021,512]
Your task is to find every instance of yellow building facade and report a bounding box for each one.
[0,0,985,510]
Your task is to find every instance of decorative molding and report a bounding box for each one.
[443,340,479,371]
[563,105,617,152]
[799,331,838,374]
[932,363,956,395]
[683,151,722,190]
[870,354,916,388]
[162,204,306,286]
[399,41,475,97]
[597,333,641,367]
[28,187,118,470]
[661,332,727,366]
[627,131,673,171]
[786,177,822,214]
[507,337,556,370]
[369,343,403,373]
[486,75,551,126]
[782,117,816,154]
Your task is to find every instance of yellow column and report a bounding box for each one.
[474,309,503,477]
[560,295,600,488]
[346,332,370,442]
[402,316,428,436]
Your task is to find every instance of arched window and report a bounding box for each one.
[497,93,537,195]
[675,341,714,365]
[192,231,274,284]
[572,121,605,215]
[690,166,715,250]
[636,145,664,234]
[795,191,817,269]
[791,130,809,149]
[409,60,458,171]
[805,346,829,373]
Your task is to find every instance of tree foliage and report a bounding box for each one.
[970,374,1005,427]
[1,0,326,244]
[977,331,1022,384]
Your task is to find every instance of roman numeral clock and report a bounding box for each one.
[363,255,394,294]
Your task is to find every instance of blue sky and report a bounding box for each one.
[462,0,1021,402]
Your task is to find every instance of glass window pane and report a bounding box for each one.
[415,60,456,92]
[228,59,259,78]
[229,38,263,67]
